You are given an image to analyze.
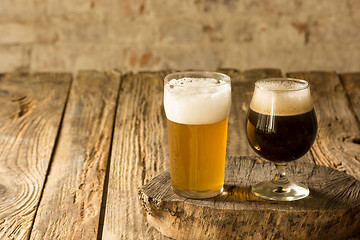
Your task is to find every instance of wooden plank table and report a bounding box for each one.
[0,69,359,239]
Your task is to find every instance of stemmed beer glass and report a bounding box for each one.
[246,78,317,201]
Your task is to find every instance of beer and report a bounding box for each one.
[164,72,231,198]
[246,79,317,163]
[246,109,317,162]
[167,118,228,192]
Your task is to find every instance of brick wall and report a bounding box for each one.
[0,0,359,73]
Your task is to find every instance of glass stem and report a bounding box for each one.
[272,163,290,185]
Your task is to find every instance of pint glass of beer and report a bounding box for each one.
[246,78,317,201]
[164,71,231,199]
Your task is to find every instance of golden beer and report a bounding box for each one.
[164,71,231,199]
[167,118,228,193]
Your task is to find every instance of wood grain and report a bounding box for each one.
[340,73,360,240]
[0,72,71,239]
[103,72,170,239]
[340,72,360,127]
[29,71,120,239]
[139,156,360,240]
[287,72,360,179]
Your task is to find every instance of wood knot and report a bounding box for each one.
[0,89,9,96]
[11,96,33,118]
[352,136,360,144]
[341,135,360,144]
[0,184,6,195]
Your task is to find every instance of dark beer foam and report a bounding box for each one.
[256,80,308,91]
[250,80,313,116]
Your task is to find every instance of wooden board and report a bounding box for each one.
[29,71,120,239]
[1,69,359,239]
[286,72,360,179]
[139,156,360,240]
[0,72,71,239]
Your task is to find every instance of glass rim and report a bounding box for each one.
[255,78,309,92]
[164,71,231,87]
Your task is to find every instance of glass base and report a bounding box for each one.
[171,186,223,199]
[251,180,309,201]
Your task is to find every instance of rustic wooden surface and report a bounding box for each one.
[341,73,360,129]
[0,69,359,239]
[139,156,360,240]
[0,73,71,239]
[29,71,120,239]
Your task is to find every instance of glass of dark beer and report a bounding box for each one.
[246,78,317,201]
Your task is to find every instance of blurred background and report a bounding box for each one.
[0,0,359,74]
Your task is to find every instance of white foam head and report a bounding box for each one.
[164,73,231,125]
[250,78,314,116]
